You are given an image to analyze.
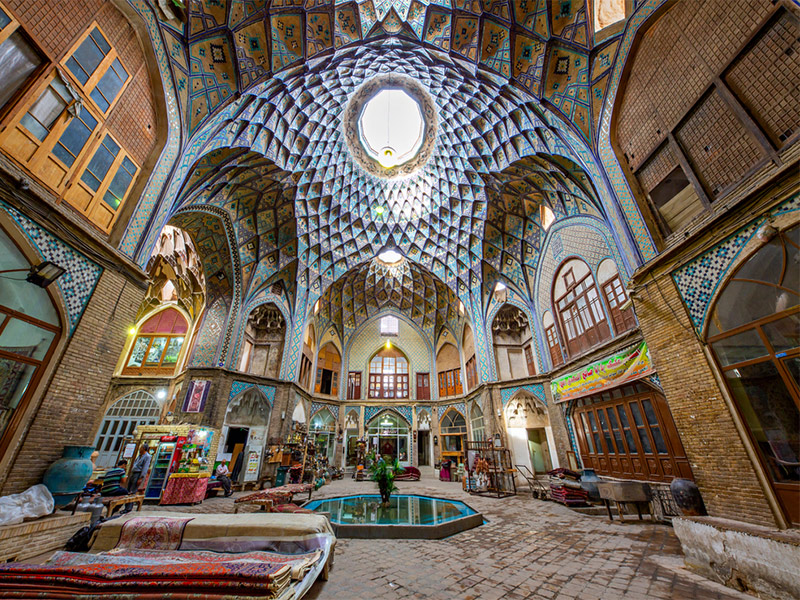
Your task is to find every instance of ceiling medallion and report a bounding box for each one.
[343,74,438,179]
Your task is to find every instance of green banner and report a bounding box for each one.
[550,342,654,403]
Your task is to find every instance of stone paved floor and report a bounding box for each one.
[147,474,750,600]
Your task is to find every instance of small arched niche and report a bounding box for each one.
[315,342,341,396]
[239,303,285,378]
[492,304,536,381]
[505,393,554,476]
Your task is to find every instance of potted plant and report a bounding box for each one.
[369,457,404,505]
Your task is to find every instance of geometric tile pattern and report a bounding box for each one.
[499,382,546,406]
[316,258,460,346]
[190,297,228,367]
[229,380,277,406]
[671,192,800,333]
[2,201,103,335]
[311,401,340,420]
[365,405,412,424]
[437,402,466,420]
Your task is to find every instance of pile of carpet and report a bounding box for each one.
[547,468,589,506]
[0,512,335,600]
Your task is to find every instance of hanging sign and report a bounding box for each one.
[182,380,211,413]
[550,342,654,403]
[244,448,262,482]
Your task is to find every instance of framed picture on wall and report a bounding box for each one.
[183,380,211,413]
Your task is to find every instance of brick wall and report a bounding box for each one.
[630,274,776,527]
[1,269,144,494]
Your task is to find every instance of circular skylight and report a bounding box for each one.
[378,249,404,264]
[359,89,424,168]
[343,74,437,178]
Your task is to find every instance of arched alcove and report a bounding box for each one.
[462,324,477,391]
[310,408,337,464]
[220,387,272,483]
[492,304,536,381]
[238,303,286,378]
[440,408,467,465]
[299,323,316,390]
[344,408,360,467]
[505,394,554,476]
[123,307,189,376]
[417,408,432,466]
[315,342,341,396]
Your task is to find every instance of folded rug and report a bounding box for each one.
[115,516,194,551]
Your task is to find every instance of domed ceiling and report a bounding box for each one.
[127,0,637,369]
[315,257,461,344]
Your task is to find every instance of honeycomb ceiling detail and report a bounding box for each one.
[315,257,461,344]
[163,0,607,144]
[162,41,608,326]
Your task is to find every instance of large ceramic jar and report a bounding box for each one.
[670,477,707,516]
[43,445,95,507]
[580,468,601,502]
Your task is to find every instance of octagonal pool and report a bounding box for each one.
[304,494,483,539]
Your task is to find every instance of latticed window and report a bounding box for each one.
[438,367,462,398]
[441,409,467,458]
[124,308,188,376]
[602,275,636,333]
[368,348,409,399]
[93,390,160,467]
[554,262,611,357]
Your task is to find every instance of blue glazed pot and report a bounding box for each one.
[580,468,601,502]
[43,445,95,507]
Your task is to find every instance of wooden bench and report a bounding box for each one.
[233,498,273,514]
[104,494,145,517]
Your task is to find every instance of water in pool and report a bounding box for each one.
[304,494,477,525]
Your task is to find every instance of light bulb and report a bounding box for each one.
[128,327,137,335]
[385,340,391,349]
[378,147,397,169]
[375,206,385,215]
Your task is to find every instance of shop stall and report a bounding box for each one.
[131,425,219,504]
[464,439,516,498]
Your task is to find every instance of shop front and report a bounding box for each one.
[367,411,411,466]
[218,387,272,486]
[553,342,693,484]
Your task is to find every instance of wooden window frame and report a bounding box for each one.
[572,384,692,483]
[61,23,131,116]
[416,372,430,400]
[437,367,462,398]
[465,355,477,391]
[347,371,361,400]
[62,130,138,233]
[122,332,185,376]
[545,324,563,367]
[601,274,636,334]
[554,268,611,358]
[0,303,61,463]
[0,70,103,193]
[523,344,536,376]
[368,350,409,399]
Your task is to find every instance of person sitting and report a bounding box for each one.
[216,460,233,497]
[100,459,129,496]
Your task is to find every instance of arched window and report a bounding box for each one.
[553,259,611,357]
[492,304,536,380]
[344,409,360,466]
[93,390,160,468]
[124,308,188,375]
[470,403,486,441]
[0,226,61,459]
[440,409,467,463]
[368,347,409,399]
[315,343,340,396]
[310,408,336,463]
[707,224,799,525]
[437,343,462,398]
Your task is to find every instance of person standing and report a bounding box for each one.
[125,444,151,510]
[216,460,233,497]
